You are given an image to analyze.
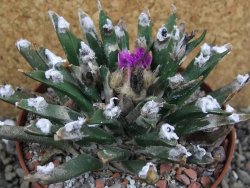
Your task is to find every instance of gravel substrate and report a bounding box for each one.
[0,118,250,188]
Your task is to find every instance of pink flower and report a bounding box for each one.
[118,48,152,69]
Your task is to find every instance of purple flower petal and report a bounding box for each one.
[118,48,152,69]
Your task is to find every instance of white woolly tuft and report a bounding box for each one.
[228,113,240,123]
[168,73,185,88]
[194,43,211,67]
[201,43,211,56]
[172,25,180,41]
[64,117,86,132]
[103,19,113,31]
[159,123,179,140]
[16,39,31,51]
[79,10,95,33]
[225,104,235,113]
[212,44,231,53]
[57,16,70,33]
[37,162,55,174]
[79,42,96,62]
[103,97,121,119]
[236,74,249,86]
[45,69,64,83]
[27,96,48,112]
[36,118,52,134]
[195,95,220,113]
[169,144,192,158]
[114,26,125,38]
[193,145,206,160]
[138,10,150,27]
[156,26,169,42]
[138,162,157,179]
[141,100,163,118]
[0,84,15,98]
[45,49,66,68]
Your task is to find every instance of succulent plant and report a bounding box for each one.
[0,0,250,185]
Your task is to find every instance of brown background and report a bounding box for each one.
[0,0,249,117]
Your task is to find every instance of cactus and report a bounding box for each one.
[0,1,250,185]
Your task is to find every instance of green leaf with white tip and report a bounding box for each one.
[0,89,32,106]
[24,70,93,113]
[37,47,76,84]
[137,10,152,48]
[24,123,63,136]
[142,146,187,163]
[88,109,124,135]
[99,6,119,71]
[0,125,72,151]
[16,40,48,71]
[175,113,250,136]
[167,103,230,124]
[135,132,177,147]
[183,50,230,82]
[25,154,102,184]
[121,160,147,174]
[97,146,131,163]
[115,19,129,50]
[78,9,107,66]
[17,99,81,123]
[209,74,250,105]
[49,11,81,66]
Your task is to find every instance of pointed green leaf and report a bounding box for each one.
[137,9,152,48]
[49,11,81,66]
[0,88,32,106]
[25,154,102,184]
[167,101,230,124]
[99,4,119,71]
[209,74,250,105]
[175,113,250,136]
[0,125,71,151]
[121,160,147,174]
[82,126,116,144]
[183,50,230,82]
[97,146,131,163]
[89,109,124,135]
[24,123,63,136]
[16,39,48,71]
[115,18,129,50]
[78,9,107,66]
[135,132,177,147]
[142,146,187,163]
[24,70,93,113]
[17,99,81,123]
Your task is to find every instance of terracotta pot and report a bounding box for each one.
[15,84,236,188]
[16,84,48,188]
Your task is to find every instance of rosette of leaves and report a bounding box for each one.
[0,0,249,185]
